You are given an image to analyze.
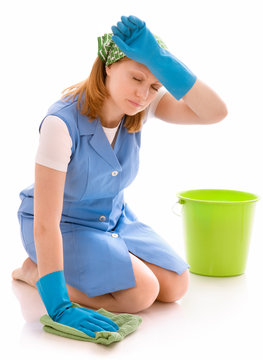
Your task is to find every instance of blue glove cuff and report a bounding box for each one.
[36,270,72,321]
[149,49,197,100]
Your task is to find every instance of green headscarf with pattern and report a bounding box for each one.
[97,32,168,66]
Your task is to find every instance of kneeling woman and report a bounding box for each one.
[12,15,227,337]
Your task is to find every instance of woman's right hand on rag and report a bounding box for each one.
[36,270,119,338]
[52,305,119,338]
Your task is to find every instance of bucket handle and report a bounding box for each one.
[171,199,184,216]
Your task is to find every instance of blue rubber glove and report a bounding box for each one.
[36,270,119,338]
[112,15,197,100]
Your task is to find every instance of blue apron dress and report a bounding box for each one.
[17,96,189,297]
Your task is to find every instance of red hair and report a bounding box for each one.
[62,56,145,133]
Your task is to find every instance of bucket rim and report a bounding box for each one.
[176,188,260,204]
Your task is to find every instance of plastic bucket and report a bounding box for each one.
[173,189,259,276]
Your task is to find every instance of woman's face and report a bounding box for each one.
[105,58,163,116]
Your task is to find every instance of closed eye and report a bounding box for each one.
[133,76,159,92]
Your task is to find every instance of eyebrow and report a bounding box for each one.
[131,70,162,85]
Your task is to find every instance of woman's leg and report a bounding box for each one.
[110,252,160,313]
[67,252,160,313]
[12,253,160,314]
[132,254,190,303]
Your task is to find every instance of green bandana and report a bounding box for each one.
[98,32,168,66]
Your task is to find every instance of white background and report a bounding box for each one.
[1,0,263,358]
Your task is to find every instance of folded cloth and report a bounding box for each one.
[40,302,142,345]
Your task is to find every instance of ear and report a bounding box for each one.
[105,65,112,76]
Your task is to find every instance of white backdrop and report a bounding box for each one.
[1,0,263,358]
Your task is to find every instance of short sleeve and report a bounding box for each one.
[143,87,167,124]
[35,115,73,172]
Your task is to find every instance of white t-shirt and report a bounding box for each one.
[35,87,167,172]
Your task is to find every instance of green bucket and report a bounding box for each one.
[173,189,259,277]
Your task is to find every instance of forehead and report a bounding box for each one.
[119,59,159,81]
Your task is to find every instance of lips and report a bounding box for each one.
[128,99,142,107]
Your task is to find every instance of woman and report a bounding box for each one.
[12,15,227,337]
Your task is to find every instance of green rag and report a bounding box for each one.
[40,302,142,345]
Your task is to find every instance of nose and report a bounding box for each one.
[135,84,149,100]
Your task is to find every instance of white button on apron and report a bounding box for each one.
[99,215,106,222]
[112,233,118,238]
[112,171,119,176]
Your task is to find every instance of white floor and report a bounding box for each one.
[3,201,263,359]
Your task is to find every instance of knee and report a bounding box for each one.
[174,269,190,301]
[134,277,160,313]
[160,269,190,303]
[128,275,160,313]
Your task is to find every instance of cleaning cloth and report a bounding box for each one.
[40,302,142,345]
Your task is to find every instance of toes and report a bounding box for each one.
[11,268,21,280]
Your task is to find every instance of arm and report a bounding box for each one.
[33,164,119,336]
[112,16,227,125]
[155,78,228,125]
[34,163,66,278]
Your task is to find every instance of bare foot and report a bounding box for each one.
[12,257,39,288]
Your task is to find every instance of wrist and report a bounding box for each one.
[147,49,197,100]
[36,270,72,320]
